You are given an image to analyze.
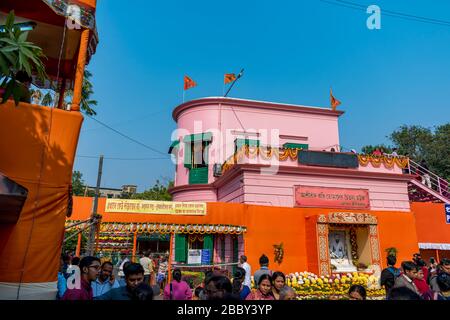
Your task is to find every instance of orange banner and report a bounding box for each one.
[294,186,370,209]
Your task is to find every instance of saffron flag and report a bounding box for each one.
[184,76,197,90]
[330,88,341,110]
[224,73,236,84]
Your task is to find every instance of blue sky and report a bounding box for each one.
[74,0,450,190]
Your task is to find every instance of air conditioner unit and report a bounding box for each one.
[213,164,222,177]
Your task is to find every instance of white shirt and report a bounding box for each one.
[139,257,153,275]
[118,257,129,277]
[241,262,252,288]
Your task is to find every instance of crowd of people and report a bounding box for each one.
[380,253,450,300]
[56,250,450,301]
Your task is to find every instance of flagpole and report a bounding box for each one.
[224,68,244,97]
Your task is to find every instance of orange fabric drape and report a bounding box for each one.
[71,28,90,112]
[0,101,83,283]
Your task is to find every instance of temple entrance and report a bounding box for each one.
[316,212,382,276]
[137,233,170,255]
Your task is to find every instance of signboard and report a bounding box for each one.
[294,185,370,210]
[188,249,202,264]
[105,199,206,215]
[201,249,211,265]
[446,204,450,224]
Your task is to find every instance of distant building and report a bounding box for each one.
[122,185,137,194]
[84,185,137,198]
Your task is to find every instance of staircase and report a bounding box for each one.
[407,160,450,203]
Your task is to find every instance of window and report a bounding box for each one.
[191,141,208,169]
[183,133,212,185]
[283,142,309,150]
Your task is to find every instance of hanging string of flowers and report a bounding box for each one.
[357,154,408,169]
[222,146,409,175]
[65,221,247,235]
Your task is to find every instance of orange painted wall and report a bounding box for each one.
[71,197,420,274]
[411,202,450,244]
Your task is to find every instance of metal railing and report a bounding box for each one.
[407,159,450,200]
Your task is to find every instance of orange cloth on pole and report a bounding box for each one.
[184,76,197,90]
[0,101,83,283]
[330,88,341,110]
[224,73,236,84]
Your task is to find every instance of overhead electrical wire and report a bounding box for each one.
[319,0,450,27]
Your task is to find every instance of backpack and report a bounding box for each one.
[387,267,401,278]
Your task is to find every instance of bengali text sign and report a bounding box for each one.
[105,199,206,215]
[294,186,370,209]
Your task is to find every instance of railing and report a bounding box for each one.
[408,159,450,200]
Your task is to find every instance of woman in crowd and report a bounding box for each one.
[231,267,251,300]
[163,269,192,300]
[279,285,297,300]
[348,284,366,300]
[245,274,274,300]
[413,266,433,300]
[271,271,286,300]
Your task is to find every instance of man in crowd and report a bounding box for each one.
[239,255,252,288]
[430,258,450,292]
[380,255,401,298]
[157,255,168,292]
[62,256,100,300]
[92,261,120,297]
[253,254,273,286]
[57,256,67,299]
[95,263,148,300]
[139,251,153,285]
[393,261,420,295]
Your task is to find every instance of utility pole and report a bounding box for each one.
[87,155,103,256]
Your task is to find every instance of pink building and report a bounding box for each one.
[168,97,413,212]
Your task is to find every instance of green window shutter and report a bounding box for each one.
[283,143,308,150]
[184,142,192,169]
[189,167,208,184]
[235,138,260,149]
[168,140,180,154]
[203,234,214,264]
[175,234,187,262]
[183,132,212,143]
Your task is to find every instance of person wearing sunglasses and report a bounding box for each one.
[62,256,101,300]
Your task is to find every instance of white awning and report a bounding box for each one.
[418,243,450,250]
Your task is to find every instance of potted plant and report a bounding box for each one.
[384,247,398,257]
[0,10,47,105]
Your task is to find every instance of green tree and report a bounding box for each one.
[361,144,392,155]
[72,170,86,196]
[389,125,433,161]
[0,11,47,105]
[131,180,174,201]
[63,229,88,254]
[428,123,450,181]
[65,70,98,115]
[361,123,450,181]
